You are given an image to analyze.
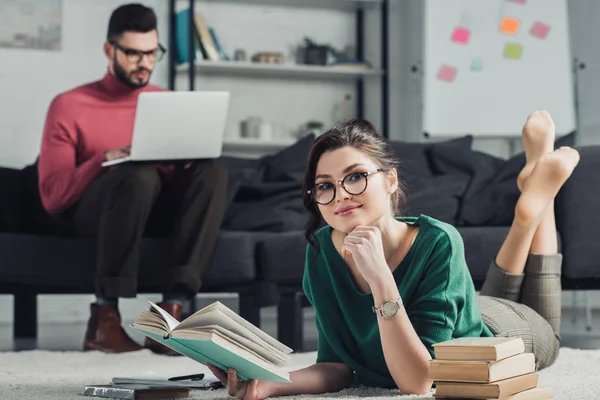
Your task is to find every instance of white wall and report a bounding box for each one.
[2,0,597,165]
[567,0,600,146]
[0,0,169,169]
[387,0,597,158]
[387,0,423,142]
[0,0,375,168]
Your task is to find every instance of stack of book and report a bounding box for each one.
[429,337,553,400]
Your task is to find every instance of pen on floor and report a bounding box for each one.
[168,373,205,381]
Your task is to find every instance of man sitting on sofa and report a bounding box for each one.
[37,4,228,354]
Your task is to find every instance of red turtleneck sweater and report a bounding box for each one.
[38,72,166,216]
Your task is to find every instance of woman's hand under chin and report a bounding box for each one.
[342,225,393,285]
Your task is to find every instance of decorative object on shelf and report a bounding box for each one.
[295,37,371,69]
[252,51,284,64]
[297,38,329,65]
[240,116,262,138]
[258,120,273,140]
[240,117,286,140]
[234,48,247,61]
[333,93,354,123]
[295,120,325,138]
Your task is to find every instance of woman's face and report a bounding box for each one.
[312,146,396,233]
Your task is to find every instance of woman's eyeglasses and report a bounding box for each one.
[307,169,384,205]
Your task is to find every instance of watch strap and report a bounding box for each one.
[372,297,403,318]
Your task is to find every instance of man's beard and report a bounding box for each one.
[114,60,152,89]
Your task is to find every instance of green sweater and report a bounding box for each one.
[302,215,494,389]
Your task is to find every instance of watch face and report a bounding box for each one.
[382,301,399,317]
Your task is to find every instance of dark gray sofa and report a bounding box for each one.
[257,143,600,350]
[1,135,599,352]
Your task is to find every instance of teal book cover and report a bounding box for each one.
[133,326,291,384]
[209,28,229,61]
[175,9,202,64]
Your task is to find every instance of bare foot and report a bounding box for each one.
[517,111,556,191]
[515,146,580,226]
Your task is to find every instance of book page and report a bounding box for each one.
[177,302,292,354]
[176,308,282,357]
[148,301,180,332]
[174,325,289,366]
[132,311,170,333]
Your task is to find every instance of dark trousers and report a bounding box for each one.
[60,161,228,298]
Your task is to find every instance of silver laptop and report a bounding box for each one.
[102,91,230,167]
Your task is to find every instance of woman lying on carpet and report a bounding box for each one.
[207,111,580,399]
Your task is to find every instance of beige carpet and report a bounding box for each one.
[1,347,597,399]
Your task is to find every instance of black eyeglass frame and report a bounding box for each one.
[110,41,167,63]
[307,168,385,205]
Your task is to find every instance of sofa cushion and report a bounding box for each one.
[391,135,473,178]
[458,152,524,226]
[262,134,315,182]
[259,231,307,286]
[0,167,22,233]
[0,230,256,290]
[457,227,510,281]
[402,174,469,225]
[556,145,600,280]
[459,226,562,281]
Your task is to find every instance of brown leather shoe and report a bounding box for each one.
[83,303,143,353]
[144,302,183,356]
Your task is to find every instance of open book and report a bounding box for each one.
[132,301,293,383]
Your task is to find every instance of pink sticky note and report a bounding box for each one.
[437,65,457,82]
[451,27,471,45]
[507,0,526,4]
[530,21,551,39]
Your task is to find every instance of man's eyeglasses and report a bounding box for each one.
[307,169,384,205]
[111,41,167,63]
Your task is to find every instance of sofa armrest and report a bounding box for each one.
[556,145,600,280]
[0,167,23,232]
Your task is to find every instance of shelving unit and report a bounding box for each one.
[194,0,385,11]
[222,137,297,158]
[175,60,384,81]
[167,0,390,147]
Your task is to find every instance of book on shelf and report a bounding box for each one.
[131,301,293,383]
[193,12,221,61]
[175,8,203,64]
[433,372,539,399]
[432,337,526,362]
[429,352,535,383]
[209,27,229,61]
[175,9,225,63]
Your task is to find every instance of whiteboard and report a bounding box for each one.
[422,0,576,137]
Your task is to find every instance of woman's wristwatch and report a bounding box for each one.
[372,297,403,318]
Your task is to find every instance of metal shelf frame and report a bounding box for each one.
[167,0,390,137]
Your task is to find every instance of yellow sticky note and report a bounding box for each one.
[500,17,520,35]
[504,43,523,59]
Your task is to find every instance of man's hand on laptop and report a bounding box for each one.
[104,145,131,161]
